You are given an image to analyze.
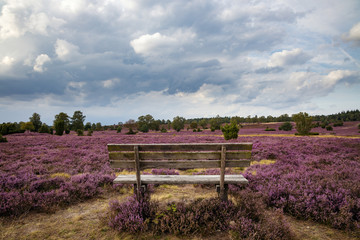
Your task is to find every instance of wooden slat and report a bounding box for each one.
[113,174,248,185]
[220,145,226,200]
[134,146,141,199]
[108,143,252,152]
[109,151,251,161]
[110,159,251,169]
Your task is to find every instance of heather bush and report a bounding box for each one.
[108,194,155,233]
[230,190,294,240]
[151,198,236,236]
[265,127,276,131]
[151,169,179,175]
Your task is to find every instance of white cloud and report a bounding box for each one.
[342,22,360,46]
[268,48,311,67]
[0,1,65,40]
[33,54,50,72]
[55,39,80,61]
[102,78,121,88]
[130,30,196,56]
[1,56,15,66]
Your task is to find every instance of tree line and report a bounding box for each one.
[0,109,359,136]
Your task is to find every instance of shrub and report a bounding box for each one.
[279,122,293,131]
[358,123,360,129]
[333,121,344,127]
[160,127,167,133]
[65,129,70,134]
[292,112,313,135]
[87,130,93,136]
[117,126,122,133]
[126,128,136,135]
[265,127,276,131]
[77,129,84,136]
[0,134,7,142]
[39,123,50,133]
[54,120,64,136]
[172,116,185,132]
[221,123,239,140]
[108,195,155,233]
[326,125,333,131]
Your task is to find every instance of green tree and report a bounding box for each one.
[21,122,35,132]
[199,119,208,129]
[39,123,50,133]
[190,121,198,129]
[84,122,92,130]
[54,112,70,131]
[54,120,65,136]
[95,122,102,131]
[293,112,313,135]
[137,114,154,133]
[71,110,85,131]
[29,113,42,132]
[278,122,293,131]
[221,122,239,140]
[172,116,185,132]
[209,115,221,131]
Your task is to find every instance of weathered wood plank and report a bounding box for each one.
[220,145,226,201]
[109,151,252,161]
[113,174,249,185]
[110,159,251,169]
[134,146,141,199]
[108,143,253,152]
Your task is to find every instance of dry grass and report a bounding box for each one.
[1,186,359,240]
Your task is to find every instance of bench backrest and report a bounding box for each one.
[108,143,252,170]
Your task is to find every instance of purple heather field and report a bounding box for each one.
[0,125,359,232]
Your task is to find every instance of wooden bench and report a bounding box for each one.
[107,143,252,200]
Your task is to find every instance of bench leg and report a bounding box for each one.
[216,184,228,201]
[133,184,148,200]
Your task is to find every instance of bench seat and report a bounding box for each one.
[113,174,248,185]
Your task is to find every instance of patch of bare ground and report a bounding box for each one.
[0,186,359,240]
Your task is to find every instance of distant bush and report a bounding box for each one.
[358,123,360,129]
[321,122,328,128]
[65,129,70,134]
[117,126,122,133]
[326,125,333,131]
[54,120,64,136]
[39,123,50,134]
[221,123,239,140]
[333,121,344,127]
[77,129,84,136]
[293,112,312,135]
[160,127,167,133]
[210,126,216,132]
[0,134,7,142]
[265,127,276,131]
[126,128,136,135]
[279,122,293,131]
[87,130,93,136]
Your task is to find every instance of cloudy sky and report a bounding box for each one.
[0,0,359,125]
